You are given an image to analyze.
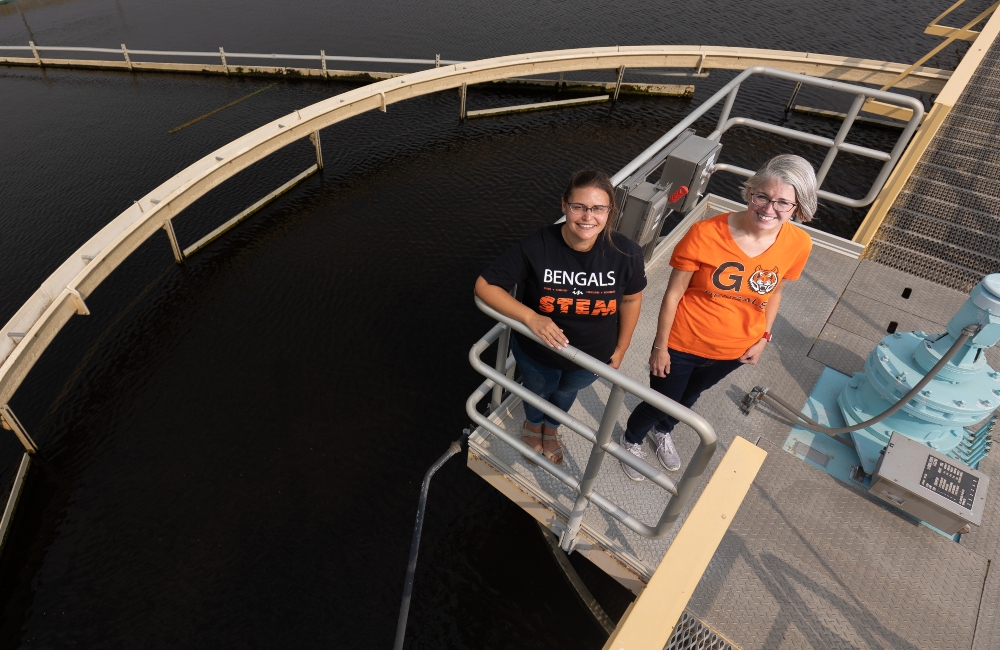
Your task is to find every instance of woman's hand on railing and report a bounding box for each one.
[609,347,625,369]
[526,313,568,350]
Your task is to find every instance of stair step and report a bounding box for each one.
[895,190,1000,234]
[954,85,1000,110]
[954,104,1000,124]
[921,149,1000,179]
[902,176,1000,216]
[913,161,1000,198]
[874,222,1000,275]
[882,207,1000,261]
[932,131,1000,163]
[864,240,985,293]
[944,114,1000,138]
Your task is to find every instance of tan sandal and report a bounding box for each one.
[522,421,543,453]
[541,426,564,465]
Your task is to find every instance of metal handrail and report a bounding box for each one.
[468,298,717,549]
[0,44,955,93]
[610,66,925,209]
[0,44,463,65]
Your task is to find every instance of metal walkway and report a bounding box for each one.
[865,35,1000,292]
[469,203,1000,647]
[464,22,1000,646]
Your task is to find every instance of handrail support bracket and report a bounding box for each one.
[121,44,133,72]
[162,219,184,263]
[1,406,39,455]
[66,288,90,316]
[309,130,324,169]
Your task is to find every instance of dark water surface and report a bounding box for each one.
[0,1,983,647]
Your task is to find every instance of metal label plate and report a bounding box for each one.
[919,455,979,510]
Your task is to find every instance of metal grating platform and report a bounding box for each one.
[808,259,1000,378]
[469,241,861,587]
[665,611,739,650]
[689,438,989,650]
[864,37,1000,291]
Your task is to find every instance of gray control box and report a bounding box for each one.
[658,135,722,213]
[869,432,989,534]
[613,130,722,250]
[616,182,671,247]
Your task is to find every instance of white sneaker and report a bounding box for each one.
[652,429,681,471]
[620,436,647,482]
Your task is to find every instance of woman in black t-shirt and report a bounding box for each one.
[475,169,646,465]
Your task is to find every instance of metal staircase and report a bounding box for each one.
[865,39,1000,291]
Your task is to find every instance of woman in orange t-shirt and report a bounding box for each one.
[620,155,815,480]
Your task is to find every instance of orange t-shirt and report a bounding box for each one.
[667,213,812,359]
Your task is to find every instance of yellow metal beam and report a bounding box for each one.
[879,0,999,92]
[925,25,980,41]
[929,0,970,29]
[925,0,984,41]
[861,99,915,121]
[602,437,767,650]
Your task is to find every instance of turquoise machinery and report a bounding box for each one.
[841,274,1000,474]
[744,274,1000,534]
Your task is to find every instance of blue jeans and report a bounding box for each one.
[511,337,598,428]
[624,348,743,444]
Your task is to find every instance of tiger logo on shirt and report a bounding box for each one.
[748,266,779,295]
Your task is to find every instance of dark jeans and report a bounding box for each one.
[510,336,598,428]
[624,348,743,444]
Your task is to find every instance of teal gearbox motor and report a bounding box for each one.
[839,274,1000,474]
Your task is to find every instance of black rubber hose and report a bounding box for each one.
[756,325,978,437]
[392,431,468,650]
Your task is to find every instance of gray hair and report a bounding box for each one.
[742,154,818,223]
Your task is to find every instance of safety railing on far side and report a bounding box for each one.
[614,66,925,210]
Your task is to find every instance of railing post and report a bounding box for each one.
[490,325,512,411]
[653,434,717,535]
[309,131,324,169]
[713,84,741,138]
[815,93,866,187]
[1,406,39,455]
[459,83,467,120]
[560,384,627,552]
[219,47,229,75]
[613,66,625,102]
[121,43,133,72]
[162,219,184,263]
[784,81,802,112]
[320,50,327,78]
[29,40,41,66]
[490,285,517,410]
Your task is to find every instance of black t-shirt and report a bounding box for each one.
[481,224,647,371]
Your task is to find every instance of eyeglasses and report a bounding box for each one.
[566,203,611,216]
[749,193,797,214]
